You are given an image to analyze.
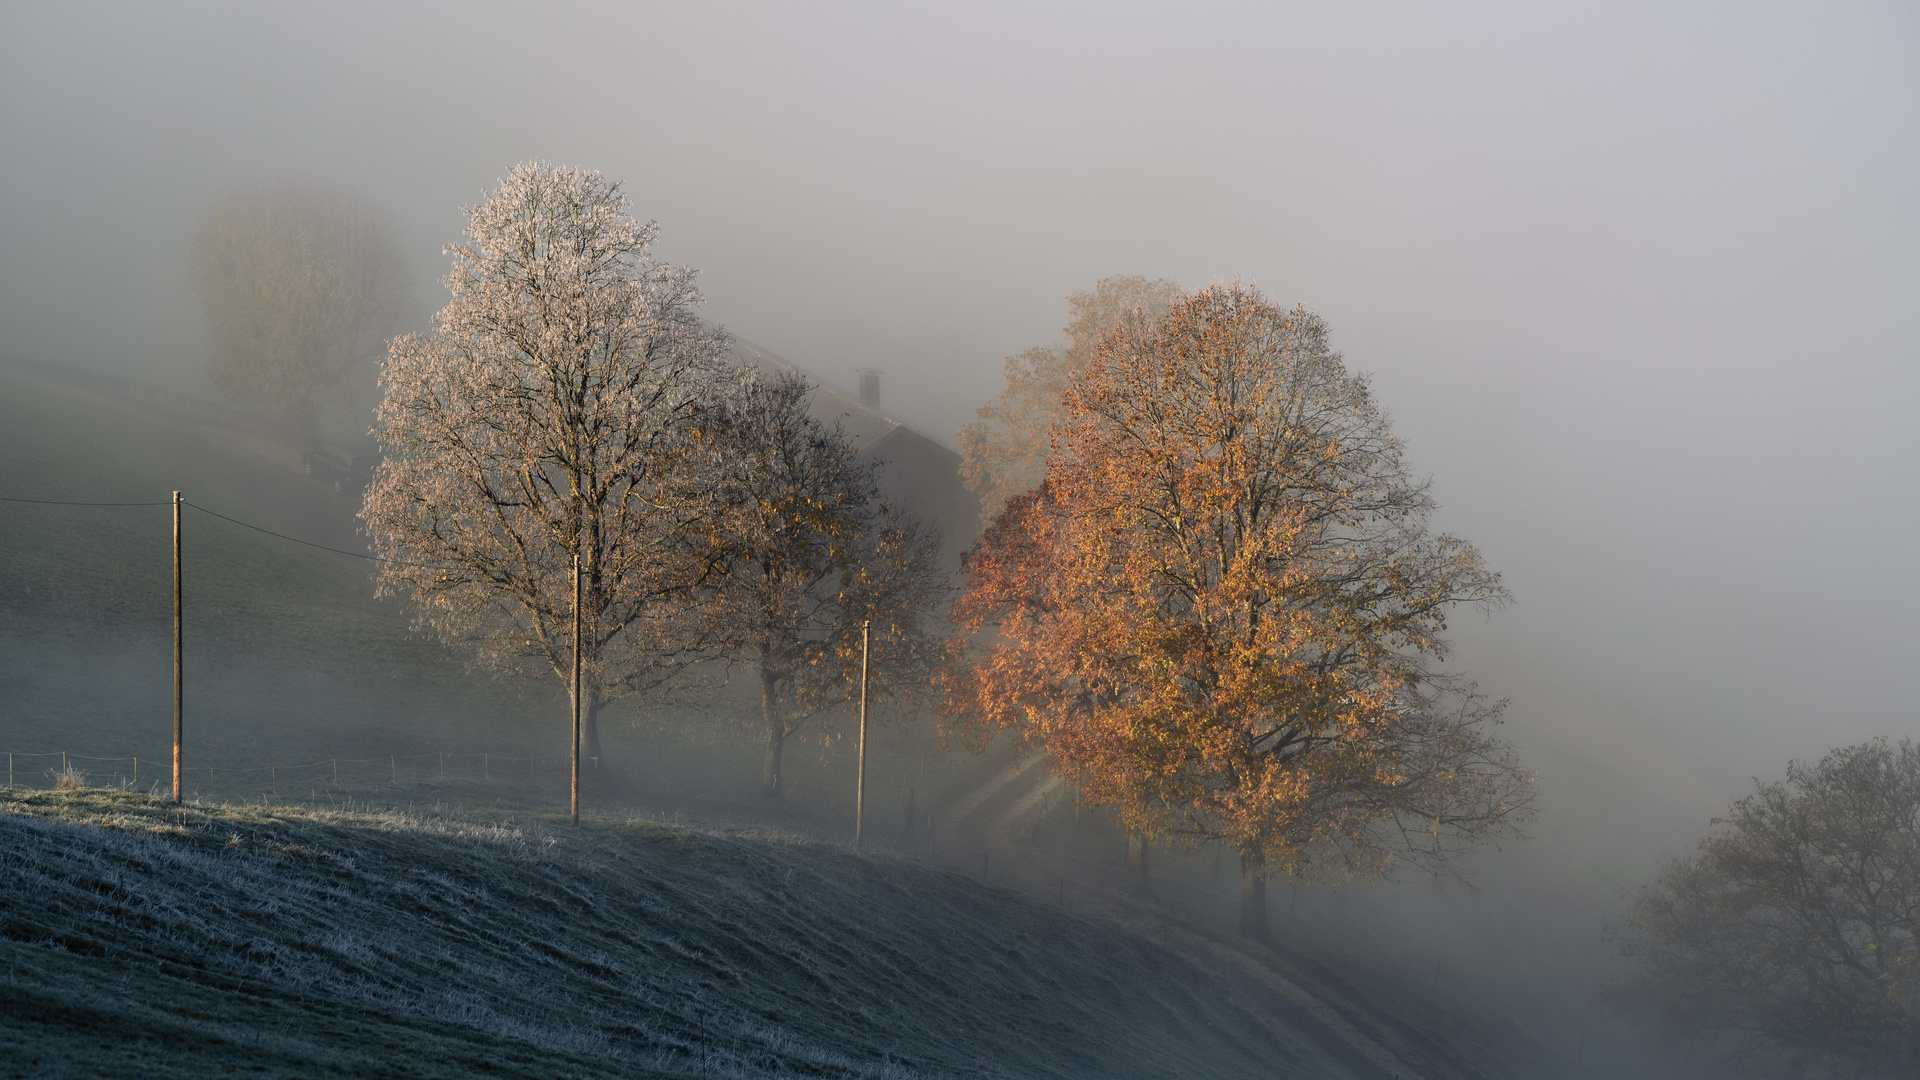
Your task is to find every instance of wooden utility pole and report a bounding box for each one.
[172,491,182,804]
[855,619,870,847]
[571,551,582,827]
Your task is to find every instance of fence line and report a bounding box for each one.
[3,492,518,805]
[4,748,575,794]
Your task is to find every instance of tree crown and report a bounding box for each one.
[947,282,1529,881]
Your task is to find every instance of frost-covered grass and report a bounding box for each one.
[0,788,1355,1079]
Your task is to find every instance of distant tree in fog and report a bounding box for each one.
[959,274,1177,520]
[189,184,409,440]
[1609,738,1920,1075]
[705,372,950,799]
[944,283,1533,943]
[362,162,731,777]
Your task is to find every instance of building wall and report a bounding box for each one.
[865,427,979,569]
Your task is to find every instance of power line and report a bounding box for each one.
[0,495,173,507]
[1,490,436,568]
[182,501,393,564]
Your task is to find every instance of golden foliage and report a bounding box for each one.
[946,282,1532,883]
[959,275,1178,520]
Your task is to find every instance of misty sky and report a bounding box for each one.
[3,1,1916,826]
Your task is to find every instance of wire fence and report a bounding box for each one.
[2,491,500,803]
[2,748,578,798]
[2,491,873,821]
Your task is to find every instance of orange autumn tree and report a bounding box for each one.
[945,282,1535,942]
[959,274,1179,522]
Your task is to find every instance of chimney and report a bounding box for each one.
[858,368,881,409]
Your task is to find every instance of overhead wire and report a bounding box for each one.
[0,495,173,506]
[1,491,441,568]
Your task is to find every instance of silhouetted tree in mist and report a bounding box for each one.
[959,274,1178,521]
[190,183,410,440]
[1609,738,1920,1076]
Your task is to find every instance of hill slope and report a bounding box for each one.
[4,790,1405,1080]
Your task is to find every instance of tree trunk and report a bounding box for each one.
[1127,831,1153,897]
[584,697,604,772]
[760,667,785,799]
[1238,848,1271,944]
[564,683,606,800]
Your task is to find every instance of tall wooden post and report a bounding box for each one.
[571,551,582,827]
[856,619,869,847]
[172,491,182,804]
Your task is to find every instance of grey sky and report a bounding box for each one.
[3,0,1916,832]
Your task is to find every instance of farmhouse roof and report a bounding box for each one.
[730,338,961,457]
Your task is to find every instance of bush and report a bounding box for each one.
[50,764,88,790]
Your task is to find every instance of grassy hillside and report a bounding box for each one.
[0,789,1398,1080]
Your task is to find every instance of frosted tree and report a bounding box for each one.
[362,163,732,778]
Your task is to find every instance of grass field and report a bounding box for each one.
[0,788,1409,1080]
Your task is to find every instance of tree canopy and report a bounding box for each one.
[190,184,409,437]
[959,274,1177,521]
[944,282,1533,940]
[705,371,950,798]
[1610,738,1920,1075]
[362,162,731,775]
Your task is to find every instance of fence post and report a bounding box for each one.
[571,552,582,827]
[173,490,183,804]
[856,619,869,847]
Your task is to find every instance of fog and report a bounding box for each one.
[4,1,1917,1072]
